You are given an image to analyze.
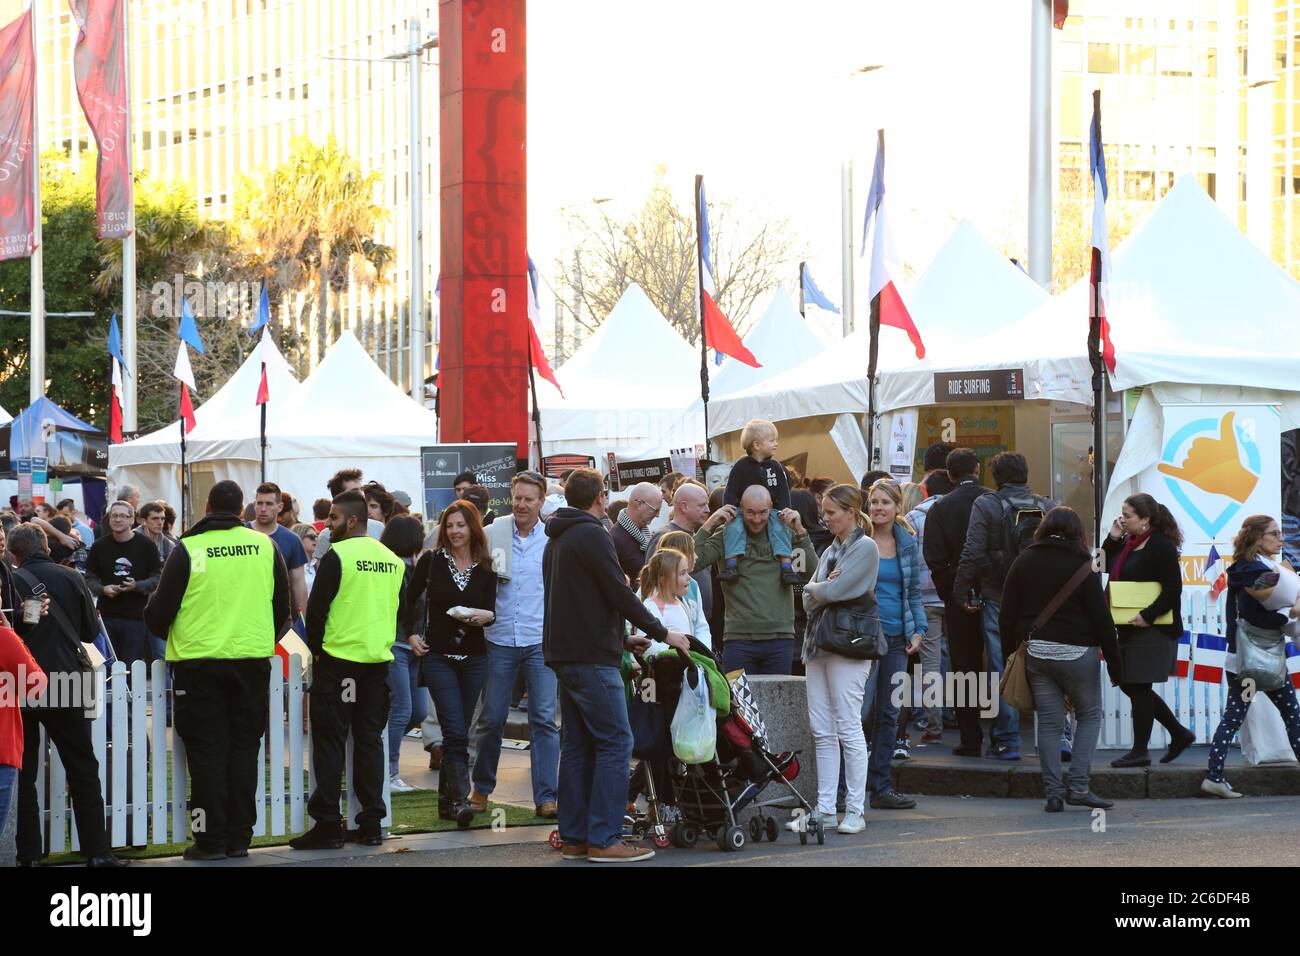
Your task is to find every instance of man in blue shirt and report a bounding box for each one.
[252,482,308,620]
[468,471,559,818]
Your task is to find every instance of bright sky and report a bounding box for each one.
[526,0,1032,340]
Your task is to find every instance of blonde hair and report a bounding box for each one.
[655,530,696,570]
[899,482,925,517]
[823,484,871,532]
[639,548,687,600]
[868,478,916,535]
[740,419,778,454]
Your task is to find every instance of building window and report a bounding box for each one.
[1201,48,1217,77]
[1125,44,1156,75]
[142,131,151,149]
[1199,171,1217,199]
[1124,170,1155,200]
[174,132,183,145]
[1160,46,1192,77]
[1089,43,1120,73]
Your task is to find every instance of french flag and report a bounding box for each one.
[1286,639,1300,690]
[526,254,564,397]
[1174,631,1192,679]
[106,314,128,443]
[1192,632,1228,684]
[861,131,924,359]
[1088,91,1116,376]
[174,296,203,433]
[1205,545,1227,602]
[696,177,759,368]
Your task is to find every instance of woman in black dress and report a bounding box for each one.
[1103,493,1196,767]
[406,500,497,827]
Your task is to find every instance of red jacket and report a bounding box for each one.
[0,625,46,767]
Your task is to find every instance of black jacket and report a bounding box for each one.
[12,553,100,681]
[922,479,990,602]
[143,513,292,642]
[611,521,649,583]
[724,455,790,510]
[998,536,1121,683]
[543,507,668,668]
[1102,531,1184,639]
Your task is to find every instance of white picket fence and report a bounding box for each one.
[34,657,392,852]
[1095,589,1227,749]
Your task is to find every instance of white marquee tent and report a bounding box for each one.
[536,283,705,461]
[107,333,302,504]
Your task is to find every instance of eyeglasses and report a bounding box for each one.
[304,534,318,541]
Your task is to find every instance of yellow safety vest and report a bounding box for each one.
[167,525,276,661]
[321,536,404,664]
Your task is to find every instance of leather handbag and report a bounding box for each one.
[1108,581,1174,626]
[1235,601,1287,692]
[812,531,887,661]
[1000,560,1095,715]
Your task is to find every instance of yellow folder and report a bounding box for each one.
[1108,581,1174,626]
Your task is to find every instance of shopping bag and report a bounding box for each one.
[1240,693,1300,765]
[670,665,716,764]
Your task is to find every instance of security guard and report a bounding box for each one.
[292,488,406,849]
[144,480,290,861]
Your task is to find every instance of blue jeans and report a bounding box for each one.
[104,616,148,666]
[0,764,15,839]
[981,599,1021,750]
[723,512,793,561]
[472,642,559,805]
[421,654,488,809]
[387,643,429,776]
[722,638,793,676]
[866,633,909,798]
[552,663,633,850]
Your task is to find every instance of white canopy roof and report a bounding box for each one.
[710,284,834,397]
[710,220,1051,433]
[538,283,706,460]
[0,404,10,426]
[108,332,302,467]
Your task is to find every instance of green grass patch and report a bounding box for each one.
[42,793,551,865]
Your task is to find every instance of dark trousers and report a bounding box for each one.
[17,707,110,862]
[944,602,986,750]
[173,659,270,851]
[307,656,390,829]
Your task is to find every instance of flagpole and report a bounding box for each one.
[260,398,267,484]
[694,174,710,462]
[865,133,885,472]
[121,0,137,432]
[526,352,542,469]
[179,406,187,531]
[1089,89,1108,547]
[797,261,806,318]
[28,3,44,404]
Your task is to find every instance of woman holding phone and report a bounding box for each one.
[1102,493,1196,767]
[406,501,497,827]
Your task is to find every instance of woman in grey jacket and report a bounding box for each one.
[799,484,879,835]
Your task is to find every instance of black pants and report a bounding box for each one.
[307,656,390,828]
[945,602,986,750]
[1121,682,1185,752]
[173,659,270,851]
[18,706,110,862]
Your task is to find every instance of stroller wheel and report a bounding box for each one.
[765,816,779,842]
[748,817,764,843]
[799,828,808,846]
[548,829,562,850]
[671,822,698,848]
[815,820,825,846]
[717,825,745,852]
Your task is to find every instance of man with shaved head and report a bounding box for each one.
[695,484,817,675]
[609,481,663,582]
[646,480,713,619]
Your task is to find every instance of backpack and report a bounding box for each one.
[990,492,1052,584]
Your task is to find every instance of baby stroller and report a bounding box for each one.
[626,645,822,853]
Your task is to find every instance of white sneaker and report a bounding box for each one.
[837,812,866,834]
[1200,778,1243,799]
[389,775,416,793]
[405,728,423,739]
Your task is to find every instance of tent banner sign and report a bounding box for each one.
[611,456,672,492]
[420,443,517,522]
[933,368,1025,403]
[0,425,109,478]
[1136,405,1280,562]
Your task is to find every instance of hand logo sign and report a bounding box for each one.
[1157,412,1258,504]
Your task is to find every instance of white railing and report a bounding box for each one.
[34,657,391,852]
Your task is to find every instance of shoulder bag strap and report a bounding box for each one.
[1027,560,1095,639]
[13,567,94,656]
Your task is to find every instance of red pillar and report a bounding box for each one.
[438,0,528,457]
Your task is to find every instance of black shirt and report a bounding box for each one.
[724,455,790,510]
[85,533,162,620]
[406,549,497,656]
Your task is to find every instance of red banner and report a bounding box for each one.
[0,8,36,262]
[70,0,131,240]
[439,0,528,458]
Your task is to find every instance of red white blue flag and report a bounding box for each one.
[1174,631,1191,679]
[526,254,563,397]
[697,178,759,368]
[861,134,924,358]
[1205,545,1227,602]
[1286,638,1300,690]
[106,313,127,442]
[1089,91,1116,376]
[1192,632,1228,684]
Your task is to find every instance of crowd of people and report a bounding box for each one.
[3,416,1300,865]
